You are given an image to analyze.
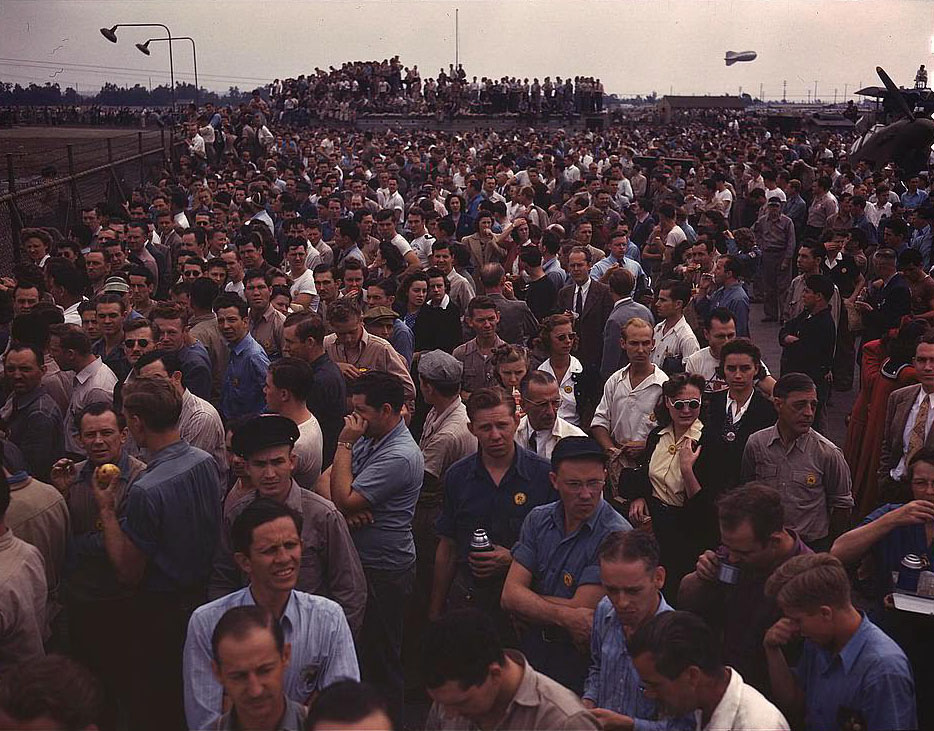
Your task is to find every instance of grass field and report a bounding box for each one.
[0,127,165,182]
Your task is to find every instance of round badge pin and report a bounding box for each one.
[724,431,736,442]
[514,492,527,506]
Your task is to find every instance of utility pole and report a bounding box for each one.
[844,82,848,101]
[834,88,838,105]
[814,80,818,102]
[455,8,459,69]
[783,79,787,102]
[759,82,764,101]
[807,89,811,104]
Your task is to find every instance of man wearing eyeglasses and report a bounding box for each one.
[502,436,632,696]
[515,372,585,460]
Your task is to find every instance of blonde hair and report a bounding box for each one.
[764,553,851,611]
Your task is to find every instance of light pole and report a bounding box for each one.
[137,37,198,107]
[100,23,175,108]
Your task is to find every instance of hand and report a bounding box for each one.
[561,605,595,649]
[590,709,635,731]
[783,335,800,345]
[679,440,702,473]
[780,259,789,271]
[621,441,645,458]
[345,510,374,530]
[468,544,513,578]
[695,549,720,582]
[50,458,76,495]
[503,279,516,299]
[337,362,362,380]
[887,500,934,527]
[854,301,874,313]
[628,497,649,524]
[90,467,117,514]
[764,617,799,649]
[339,412,368,444]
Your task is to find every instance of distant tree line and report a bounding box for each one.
[0,80,255,106]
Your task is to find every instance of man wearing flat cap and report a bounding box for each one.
[208,414,367,639]
[502,436,632,696]
[363,305,413,366]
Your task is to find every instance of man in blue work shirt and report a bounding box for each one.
[429,387,555,629]
[326,371,422,726]
[764,553,917,731]
[583,530,693,731]
[92,377,222,731]
[214,293,269,421]
[694,255,750,337]
[501,436,632,695]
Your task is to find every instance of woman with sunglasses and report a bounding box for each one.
[535,314,583,426]
[623,372,711,596]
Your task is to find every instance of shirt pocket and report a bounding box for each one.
[790,469,825,510]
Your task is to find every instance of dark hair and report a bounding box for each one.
[213,293,249,318]
[76,400,126,434]
[717,482,784,544]
[466,295,499,317]
[46,259,86,297]
[5,341,44,369]
[804,274,834,302]
[190,276,219,311]
[465,387,514,421]
[269,357,313,401]
[654,373,706,426]
[719,337,762,369]
[348,371,404,412]
[151,301,189,327]
[773,372,816,399]
[134,347,183,376]
[121,376,182,431]
[305,681,394,731]
[598,529,660,571]
[629,611,722,678]
[519,246,543,268]
[607,268,635,297]
[326,298,362,324]
[0,655,103,730]
[284,311,325,345]
[422,609,505,690]
[230,497,303,555]
[658,279,692,308]
[719,255,743,280]
[704,307,735,330]
[49,323,91,356]
[518,370,557,398]
[211,605,286,665]
[337,219,360,243]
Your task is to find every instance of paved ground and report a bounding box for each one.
[749,301,856,446]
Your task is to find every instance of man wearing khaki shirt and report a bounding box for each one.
[424,609,599,730]
[245,269,286,359]
[323,299,416,411]
[741,373,853,549]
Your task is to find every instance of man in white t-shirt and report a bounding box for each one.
[284,239,319,312]
[714,176,735,219]
[685,308,775,395]
[375,209,420,274]
[264,358,323,491]
[651,281,699,374]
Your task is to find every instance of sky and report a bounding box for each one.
[1,0,933,101]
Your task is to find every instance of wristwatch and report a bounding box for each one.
[337,441,354,451]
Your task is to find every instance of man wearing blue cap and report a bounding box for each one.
[502,436,632,695]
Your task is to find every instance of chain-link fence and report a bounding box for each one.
[0,129,183,275]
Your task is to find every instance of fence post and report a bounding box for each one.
[6,154,21,264]
[139,131,144,185]
[66,144,79,216]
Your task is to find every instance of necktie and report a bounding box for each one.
[575,287,583,316]
[908,396,930,458]
[528,430,538,455]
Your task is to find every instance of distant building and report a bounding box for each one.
[657,95,750,122]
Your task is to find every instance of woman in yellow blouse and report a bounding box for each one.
[623,372,711,595]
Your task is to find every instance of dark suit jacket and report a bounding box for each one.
[864,273,911,343]
[878,383,934,484]
[486,293,539,347]
[697,390,777,495]
[557,280,614,369]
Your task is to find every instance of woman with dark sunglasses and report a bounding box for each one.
[621,372,712,596]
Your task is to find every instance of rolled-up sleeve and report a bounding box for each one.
[510,508,543,570]
[822,443,855,509]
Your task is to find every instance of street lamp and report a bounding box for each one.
[99,23,175,109]
[136,36,199,107]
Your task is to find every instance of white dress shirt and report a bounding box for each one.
[515,415,586,460]
[698,667,789,731]
[893,388,934,479]
[538,356,584,426]
[592,364,669,444]
[651,316,700,367]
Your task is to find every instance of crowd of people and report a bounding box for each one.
[1,79,934,731]
[268,60,605,123]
